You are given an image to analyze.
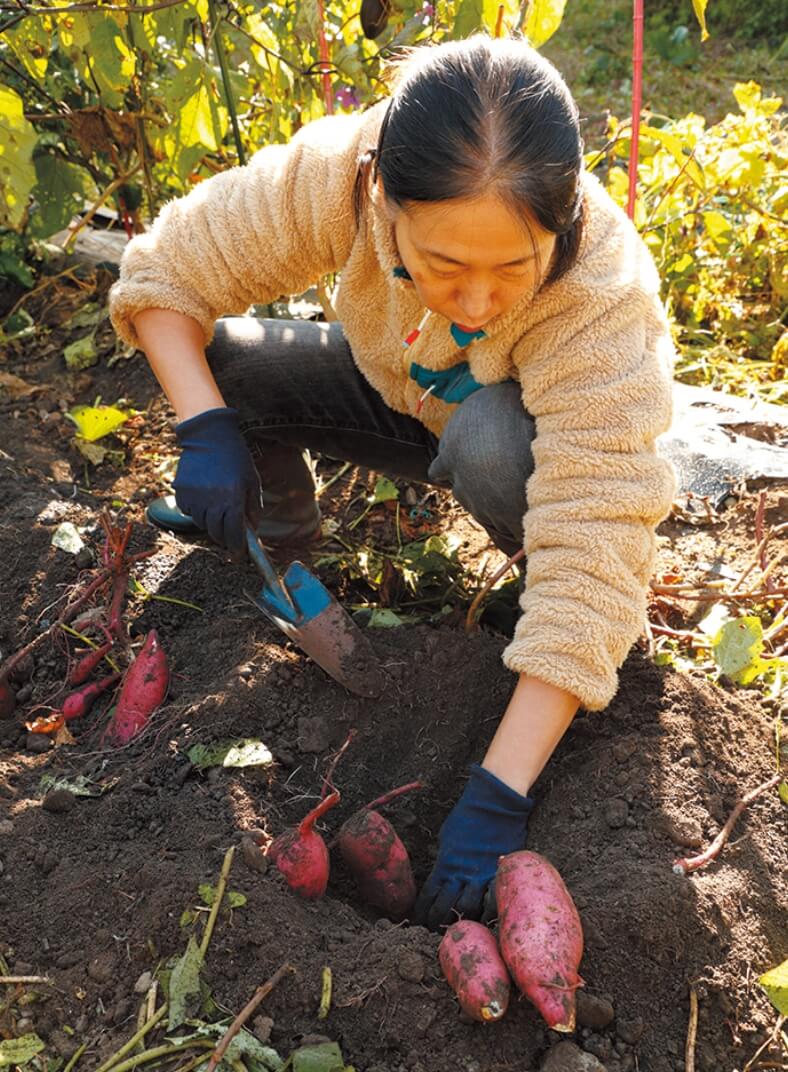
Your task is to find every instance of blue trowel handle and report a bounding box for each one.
[245,525,294,612]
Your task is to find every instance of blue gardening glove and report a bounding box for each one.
[172,407,263,555]
[413,764,535,931]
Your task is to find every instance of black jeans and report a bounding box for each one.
[206,317,536,555]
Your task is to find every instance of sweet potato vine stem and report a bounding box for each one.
[673,772,783,875]
[363,781,424,811]
[685,985,698,1072]
[94,1003,168,1072]
[200,845,235,958]
[205,962,295,1072]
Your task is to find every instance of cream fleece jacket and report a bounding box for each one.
[109,99,677,712]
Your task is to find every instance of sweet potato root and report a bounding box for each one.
[268,791,340,899]
[439,920,510,1022]
[103,629,168,746]
[497,850,584,1032]
[62,673,120,721]
[337,807,416,920]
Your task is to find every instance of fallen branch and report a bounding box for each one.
[673,772,783,875]
[685,985,698,1072]
[465,548,525,632]
[205,963,295,1072]
[0,975,52,984]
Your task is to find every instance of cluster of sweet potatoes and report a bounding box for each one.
[265,773,422,920]
[440,851,584,1032]
[1,514,169,747]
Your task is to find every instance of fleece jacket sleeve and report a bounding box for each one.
[109,108,375,348]
[503,282,677,711]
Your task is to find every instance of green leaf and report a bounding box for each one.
[167,936,204,1030]
[64,303,106,331]
[67,403,131,441]
[370,477,399,504]
[167,1024,283,1070]
[179,909,197,927]
[30,154,86,239]
[293,1042,348,1072]
[187,739,274,770]
[523,0,568,48]
[690,0,709,40]
[452,0,483,37]
[0,250,34,289]
[0,1034,46,1068]
[713,617,768,685]
[0,86,38,229]
[759,959,788,1016]
[84,16,136,108]
[3,308,35,338]
[779,781,788,806]
[198,884,247,909]
[366,608,407,628]
[63,334,98,371]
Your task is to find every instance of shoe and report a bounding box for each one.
[145,495,322,548]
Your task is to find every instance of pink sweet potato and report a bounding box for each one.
[497,851,584,1032]
[69,639,114,686]
[268,791,340,898]
[439,920,511,1022]
[337,807,416,920]
[62,673,120,721]
[104,629,168,746]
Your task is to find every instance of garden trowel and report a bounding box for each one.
[246,526,385,697]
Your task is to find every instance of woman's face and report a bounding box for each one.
[388,191,557,331]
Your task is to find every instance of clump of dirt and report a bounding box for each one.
[0,320,786,1072]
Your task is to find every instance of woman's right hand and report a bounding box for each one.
[172,407,263,554]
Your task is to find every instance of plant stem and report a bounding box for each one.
[200,846,235,958]
[63,1042,87,1072]
[364,781,423,811]
[103,1041,214,1072]
[95,1003,168,1072]
[207,0,246,164]
[205,963,294,1072]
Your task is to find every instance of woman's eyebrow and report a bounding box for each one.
[421,248,536,267]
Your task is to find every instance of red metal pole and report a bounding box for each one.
[316,0,334,115]
[627,0,644,219]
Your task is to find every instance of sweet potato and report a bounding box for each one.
[268,791,340,898]
[439,920,511,1022]
[69,639,114,686]
[104,629,168,746]
[497,850,584,1032]
[0,679,16,719]
[337,807,416,919]
[62,673,120,721]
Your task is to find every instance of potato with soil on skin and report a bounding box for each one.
[439,920,511,1022]
[268,791,340,898]
[497,850,584,1033]
[337,807,416,920]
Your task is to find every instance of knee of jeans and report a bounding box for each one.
[429,382,535,532]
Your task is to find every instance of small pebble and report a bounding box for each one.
[604,799,628,829]
[397,951,426,984]
[576,992,615,1030]
[612,738,637,763]
[134,971,153,994]
[75,548,94,570]
[237,664,253,680]
[541,1040,607,1071]
[241,836,269,874]
[42,789,76,814]
[617,1017,645,1045]
[252,1014,274,1043]
[26,733,53,754]
[0,821,13,836]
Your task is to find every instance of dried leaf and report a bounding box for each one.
[0,371,37,399]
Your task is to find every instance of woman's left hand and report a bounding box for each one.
[412,763,534,931]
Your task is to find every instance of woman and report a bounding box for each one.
[109,34,677,930]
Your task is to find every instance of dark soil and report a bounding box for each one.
[0,279,786,1072]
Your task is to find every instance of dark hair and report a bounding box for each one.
[354,33,585,285]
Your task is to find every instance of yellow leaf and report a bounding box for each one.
[702,210,732,248]
[640,125,705,191]
[0,86,38,229]
[691,0,709,41]
[67,404,131,442]
[523,0,567,47]
[759,959,788,1016]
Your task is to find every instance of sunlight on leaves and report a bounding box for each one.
[67,403,131,442]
